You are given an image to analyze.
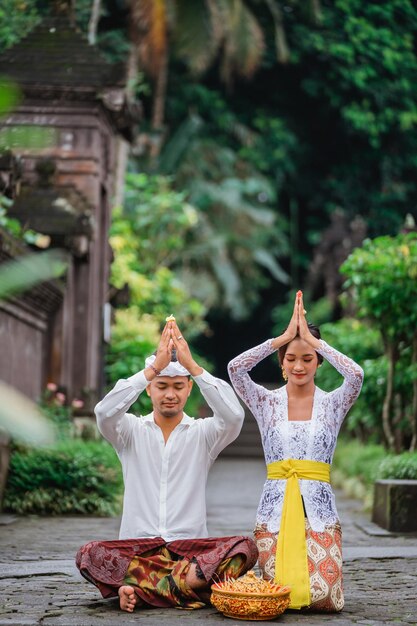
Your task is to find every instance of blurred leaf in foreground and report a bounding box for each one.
[0,249,68,443]
[0,78,56,149]
[0,125,56,151]
[0,249,68,299]
[0,381,55,445]
[0,77,20,116]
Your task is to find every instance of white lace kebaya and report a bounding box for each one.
[228,339,364,533]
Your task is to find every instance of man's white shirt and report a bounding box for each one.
[95,369,244,541]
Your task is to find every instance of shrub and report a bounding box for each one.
[332,439,389,509]
[4,440,123,515]
[314,318,388,443]
[341,233,417,452]
[333,439,387,486]
[376,452,417,480]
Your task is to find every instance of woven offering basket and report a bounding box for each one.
[211,570,291,621]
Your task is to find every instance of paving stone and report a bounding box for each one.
[0,459,416,625]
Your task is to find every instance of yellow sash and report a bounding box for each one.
[267,459,330,609]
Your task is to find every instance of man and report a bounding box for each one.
[76,319,257,613]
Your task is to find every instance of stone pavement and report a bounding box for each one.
[0,458,416,626]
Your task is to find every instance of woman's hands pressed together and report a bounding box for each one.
[272,291,321,351]
[297,291,321,350]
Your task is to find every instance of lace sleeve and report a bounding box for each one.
[317,339,364,424]
[228,339,276,421]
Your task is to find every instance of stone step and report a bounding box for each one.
[221,383,278,458]
[221,411,263,457]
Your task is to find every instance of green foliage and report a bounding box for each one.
[332,438,388,507]
[109,173,208,333]
[315,316,417,448]
[297,0,417,143]
[0,78,21,115]
[118,172,199,273]
[341,233,417,341]
[0,125,56,151]
[0,196,22,237]
[4,440,123,516]
[333,440,417,507]
[38,385,75,441]
[340,234,417,450]
[0,195,50,246]
[239,114,298,185]
[161,85,290,318]
[333,439,387,486]
[289,0,417,234]
[106,173,208,402]
[377,452,417,480]
[314,318,387,441]
[0,248,67,299]
[0,0,40,52]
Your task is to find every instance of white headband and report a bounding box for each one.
[145,354,190,377]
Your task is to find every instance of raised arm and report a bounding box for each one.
[95,372,148,450]
[297,292,364,418]
[227,339,276,416]
[96,322,175,450]
[228,295,300,417]
[171,323,244,457]
[194,370,245,458]
[317,340,364,411]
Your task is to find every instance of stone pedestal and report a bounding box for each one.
[372,479,417,532]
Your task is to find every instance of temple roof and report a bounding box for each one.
[0,16,125,92]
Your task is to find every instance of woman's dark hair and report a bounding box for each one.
[278,323,323,365]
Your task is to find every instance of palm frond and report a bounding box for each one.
[264,0,290,64]
[217,0,265,84]
[253,248,289,283]
[173,0,219,75]
[158,113,203,174]
[210,247,246,317]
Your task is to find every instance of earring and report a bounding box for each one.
[281,367,288,382]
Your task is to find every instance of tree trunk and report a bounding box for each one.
[88,0,101,45]
[410,331,417,451]
[110,9,140,206]
[382,341,396,451]
[392,392,403,453]
[149,47,168,160]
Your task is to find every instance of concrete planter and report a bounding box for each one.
[372,479,417,533]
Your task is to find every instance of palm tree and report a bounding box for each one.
[128,0,321,153]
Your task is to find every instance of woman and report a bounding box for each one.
[228,291,363,612]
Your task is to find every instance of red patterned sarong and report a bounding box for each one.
[254,520,343,612]
[76,536,258,609]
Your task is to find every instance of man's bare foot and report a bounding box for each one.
[118,585,137,612]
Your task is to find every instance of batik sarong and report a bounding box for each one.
[76,535,258,609]
[254,520,344,612]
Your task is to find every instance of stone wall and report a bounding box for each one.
[0,229,63,401]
